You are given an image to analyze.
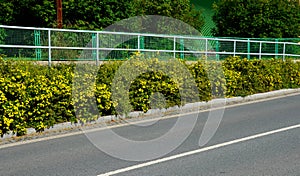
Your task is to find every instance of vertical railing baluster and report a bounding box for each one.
[138,34,140,53]
[205,38,208,59]
[96,32,99,66]
[259,41,262,59]
[173,36,176,58]
[247,39,250,59]
[233,40,236,57]
[283,42,286,61]
[48,29,51,66]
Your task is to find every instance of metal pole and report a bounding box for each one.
[283,42,286,61]
[56,0,63,28]
[247,39,250,59]
[259,41,262,59]
[173,37,176,58]
[96,32,99,65]
[275,39,279,59]
[233,40,236,57]
[140,36,144,53]
[215,39,219,60]
[92,33,96,61]
[180,38,184,59]
[205,38,208,58]
[137,34,140,52]
[48,29,51,66]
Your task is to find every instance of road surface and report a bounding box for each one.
[1,93,300,176]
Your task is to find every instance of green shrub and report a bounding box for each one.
[1,56,300,137]
[0,60,76,136]
[222,56,300,97]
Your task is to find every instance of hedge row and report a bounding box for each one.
[1,55,300,136]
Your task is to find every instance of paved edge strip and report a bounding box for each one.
[97,123,300,176]
[1,90,300,149]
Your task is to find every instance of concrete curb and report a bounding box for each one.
[1,88,300,140]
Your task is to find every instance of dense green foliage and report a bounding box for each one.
[0,0,204,31]
[191,0,215,36]
[133,0,204,33]
[212,0,300,38]
[0,0,136,30]
[1,54,300,137]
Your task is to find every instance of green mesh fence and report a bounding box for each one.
[215,37,300,60]
[0,28,44,60]
[49,30,94,61]
[0,25,299,62]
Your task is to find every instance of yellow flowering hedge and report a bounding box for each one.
[0,55,300,137]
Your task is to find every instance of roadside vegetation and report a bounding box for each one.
[212,0,300,38]
[0,0,299,138]
[1,54,300,137]
[0,0,204,32]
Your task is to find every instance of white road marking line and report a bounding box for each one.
[1,91,300,149]
[97,123,300,176]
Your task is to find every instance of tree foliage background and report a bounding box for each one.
[132,0,204,33]
[212,0,300,38]
[0,0,204,32]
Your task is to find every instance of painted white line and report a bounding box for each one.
[97,123,300,176]
[1,91,300,149]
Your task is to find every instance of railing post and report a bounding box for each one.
[205,38,208,58]
[259,41,262,59]
[275,39,279,59]
[215,39,219,60]
[48,29,51,66]
[96,32,99,66]
[92,33,97,62]
[140,35,144,53]
[173,36,176,58]
[247,39,250,59]
[283,42,286,61]
[137,34,140,53]
[180,38,184,59]
[233,40,236,57]
[34,30,42,61]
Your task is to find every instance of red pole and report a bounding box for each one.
[56,0,63,28]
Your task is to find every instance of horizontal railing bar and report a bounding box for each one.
[0,44,299,57]
[1,25,299,46]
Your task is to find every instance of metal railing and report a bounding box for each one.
[0,25,299,66]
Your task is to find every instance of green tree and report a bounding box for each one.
[133,0,204,34]
[0,0,136,30]
[0,0,204,32]
[0,1,14,25]
[0,0,47,27]
[212,0,300,38]
[60,0,136,30]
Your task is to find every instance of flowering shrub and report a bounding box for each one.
[0,55,300,136]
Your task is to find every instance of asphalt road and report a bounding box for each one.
[1,94,300,176]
